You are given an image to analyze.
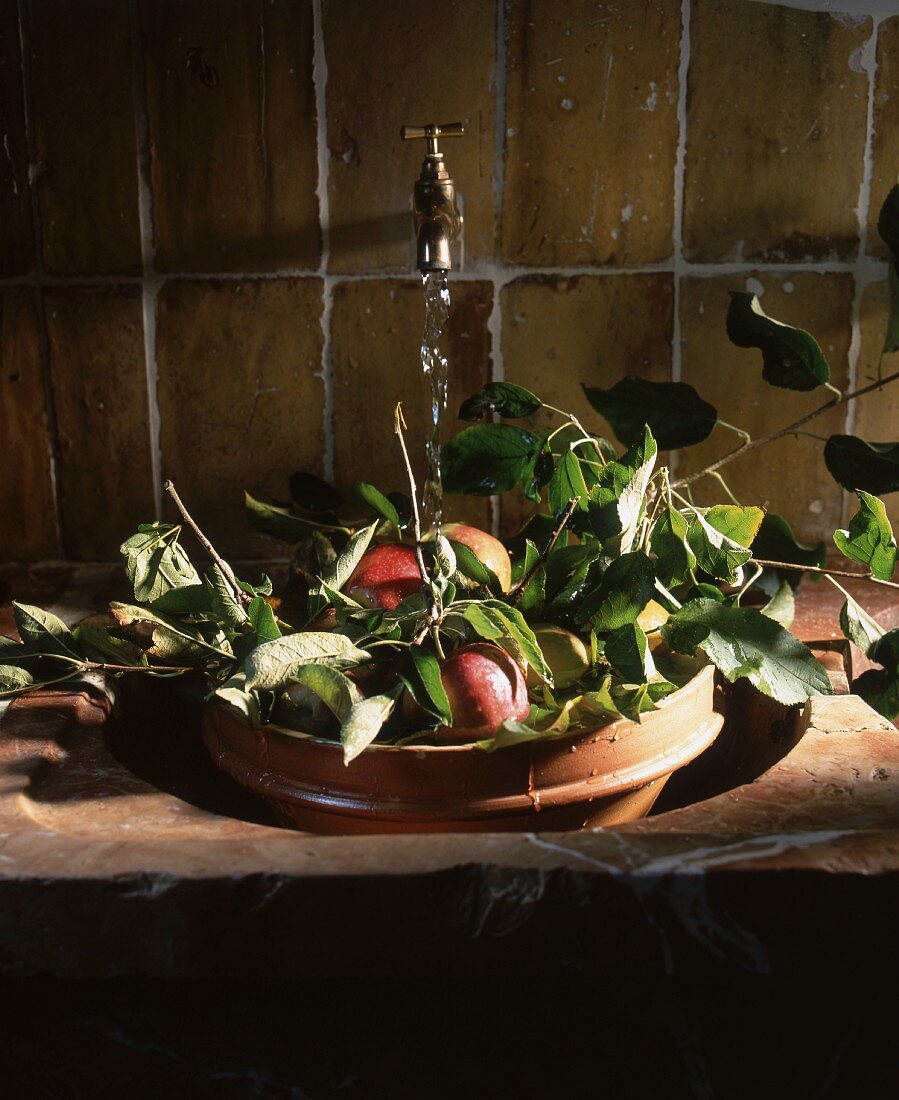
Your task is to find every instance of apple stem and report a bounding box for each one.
[163,479,251,606]
[393,403,442,630]
[508,497,579,606]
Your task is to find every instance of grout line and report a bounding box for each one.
[16,0,64,554]
[487,0,508,536]
[842,14,884,525]
[0,256,888,290]
[669,0,691,480]
[312,0,335,483]
[130,0,163,521]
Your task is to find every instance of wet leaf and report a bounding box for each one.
[650,505,696,587]
[726,292,830,391]
[458,381,543,421]
[687,510,754,583]
[548,450,589,515]
[583,376,717,449]
[309,521,379,619]
[461,600,552,685]
[574,552,655,632]
[833,491,897,581]
[824,436,899,496]
[441,424,544,495]
[760,581,795,629]
[604,622,654,683]
[449,539,501,593]
[401,647,452,725]
[584,426,657,553]
[662,599,831,705]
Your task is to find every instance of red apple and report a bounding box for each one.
[441,523,512,592]
[438,642,530,741]
[345,543,423,610]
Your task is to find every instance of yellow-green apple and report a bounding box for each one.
[441,523,512,592]
[345,543,423,610]
[525,624,590,689]
[438,642,530,740]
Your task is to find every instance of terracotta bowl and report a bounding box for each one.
[201,662,723,834]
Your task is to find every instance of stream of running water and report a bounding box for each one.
[420,270,451,533]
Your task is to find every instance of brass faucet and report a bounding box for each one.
[401,122,464,272]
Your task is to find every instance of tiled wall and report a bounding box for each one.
[1,0,897,562]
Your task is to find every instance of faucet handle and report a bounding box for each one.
[401,122,464,155]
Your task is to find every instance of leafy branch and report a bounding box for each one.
[672,367,899,490]
[165,479,251,606]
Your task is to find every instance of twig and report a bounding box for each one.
[163,480,250,605]
[394,404,438,635]
[508,497,579,605]
[751,558,899,591]
[672,367,899,489]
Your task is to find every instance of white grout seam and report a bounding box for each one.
[130,0,163,520]
[312,0,335,483]
[487,0,508,537]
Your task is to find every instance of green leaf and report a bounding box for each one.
[244,632,370,693]
[449,539,501,592]
[878,183,899,256]
[0,664,35,692]
[461,600,552,685]
[726,292,830,391]
[353,482,403,536]
[852,668,899,721]
[404,647,453,725]
[687,510,753,583]
[824,436,899,496]
[605,622,654,683]
[72,625,148,667]
[12,602,78,658]
[884,260,899,356]
[575,552,655,632]
[119,523,200,604]
[309,521,379,618]
[150,584,214,614]
[584,426,657,553]
[662,599,831,705]
[833,491,897,581]
[458,381,543,421]
[441,424,544,495]
[214,673,261,728]
[871,629,899,674]
[341,692,398,764]
[583,376,717,449]
[245,491,331,542]
[432,535,457,586]
[650,505,696,587]
[247,596,281,643]
[760,581,795,629]
[108,602,217,662]
[289,472,345,513]
[285,664,361,723]
[752,514,826,583]
[205,565,250,630]
[839,596,884,658]
[548,450,589,515]
[0,636,37,669]
[703,505,765,549]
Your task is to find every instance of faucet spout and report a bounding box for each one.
[402,122,464,273]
